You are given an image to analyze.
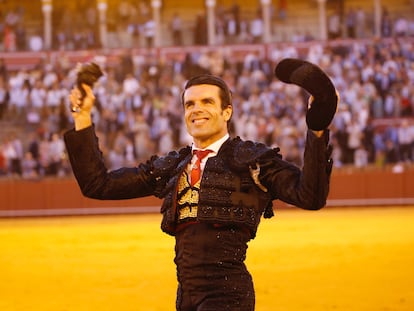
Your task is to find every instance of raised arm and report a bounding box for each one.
[65,70,156,200]
[258,58,339,210]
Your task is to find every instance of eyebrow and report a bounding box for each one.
[184,96,216,106]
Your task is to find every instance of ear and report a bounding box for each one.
[223,105,232,121]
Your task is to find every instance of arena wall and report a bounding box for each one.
[1,167,414,217]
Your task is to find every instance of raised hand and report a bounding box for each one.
[69,84,95,131]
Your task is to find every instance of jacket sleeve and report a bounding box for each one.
[259,130,333,210]
[64,126,156,200]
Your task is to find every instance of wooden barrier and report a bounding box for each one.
[326,166,414,206]
[0,178,163,216]
[1,167,414,216]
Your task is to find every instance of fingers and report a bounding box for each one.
[70,88,81,103]
[69,88,82,113]
[308,91,340,112]
[69,84,95,114]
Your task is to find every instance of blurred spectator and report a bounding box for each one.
[328,10,341,40]
[394,17,409,37]
[123,73,140,96]
[3,133,23,177]
[345,7,356,38]
[27,132,40,165]
[384,138,399,164]
[107,144,126,171]
[170,12,183,45]
[362,118,376,164]
[193,13,207,45]
[29,80,46,107]
[45,81,65,110]
[224,1,240,44]
[0,58,8,81]
[354,146,369,167]
[0,76,9,120]
[43,65,58,88]
[355,7,367,38]
[15,21,26,51]
[3,14,17,51]
[48,132,65,176]
[277,0,287,21]
[143,18,155,48]
[127,22,141,47]
[381,7,393,38]
[21,151,39,179]
[397,119,413,162]
[37,133,50,176]
[249,10,264,43]
[117,0,131,23]
[131,110,153,160]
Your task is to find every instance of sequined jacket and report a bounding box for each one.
[64,126,333,239]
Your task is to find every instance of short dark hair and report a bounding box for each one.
[181,74,233,111]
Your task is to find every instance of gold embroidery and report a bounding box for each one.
[178,205,198,219]
[177,171,190,193]
[177,188,199,206]
[177,171,201,220]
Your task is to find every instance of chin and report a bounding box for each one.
[190,127,208,136]
[191,131,211,141]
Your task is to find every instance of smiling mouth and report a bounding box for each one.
[192,118,209,124]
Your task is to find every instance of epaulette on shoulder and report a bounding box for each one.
[228,137,281,170]
[150,146,191,179]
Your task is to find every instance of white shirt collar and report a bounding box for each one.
[191,133,229,156]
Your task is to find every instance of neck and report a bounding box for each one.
[192,133,229,150]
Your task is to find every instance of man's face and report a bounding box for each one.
[183,84,232,149]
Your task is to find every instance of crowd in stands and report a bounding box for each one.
[1,2,414,179]
[0,35,414,180]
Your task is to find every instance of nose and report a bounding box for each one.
[191,101,204,112]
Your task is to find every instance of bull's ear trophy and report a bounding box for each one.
[275,58,338,131]
[76,62,103,101]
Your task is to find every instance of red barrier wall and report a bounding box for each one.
[328,167,414,205]
[1,168,414,216]
[0,178,163,216]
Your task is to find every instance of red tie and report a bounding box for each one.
[191,150,211,186]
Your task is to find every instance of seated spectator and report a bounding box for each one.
[21,151,39,179]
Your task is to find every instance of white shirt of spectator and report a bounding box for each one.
[123,74,140,96]
[250,17,263,38]
[30,83,47,109]
[46,84,63,108]
[144,19,155,38]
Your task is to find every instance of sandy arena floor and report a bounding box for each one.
[0,206,413,311]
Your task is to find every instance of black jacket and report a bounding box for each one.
[64,126,333,239]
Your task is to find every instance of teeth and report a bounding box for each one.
[193,119,207,124]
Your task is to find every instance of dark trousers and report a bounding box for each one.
[174,223,255,311]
